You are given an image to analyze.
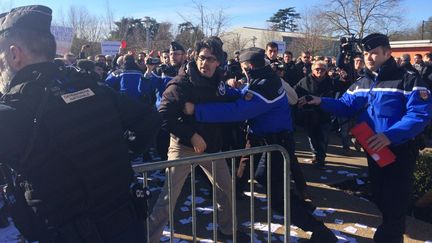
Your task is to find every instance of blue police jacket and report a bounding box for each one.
[194,65,292,136]
[320,57,432,145]
[105,69,143,99]
[139,64,179,108]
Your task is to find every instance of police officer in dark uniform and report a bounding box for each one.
[300,33,432,243]
[0,5,161,243]
[184,47,337,242]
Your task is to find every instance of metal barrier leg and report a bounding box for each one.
[249,155,255,239]
[284,153,290,242]
[266,152,272,242]
[131,145,290,243]
[143,172,150,243]
[212,161,218,242]
[191,165,197,243]
[231,158,237,243]
[167,168,174,243]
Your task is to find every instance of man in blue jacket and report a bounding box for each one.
[300,33,432,243]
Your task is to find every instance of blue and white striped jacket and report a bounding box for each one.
[320,57,432,145]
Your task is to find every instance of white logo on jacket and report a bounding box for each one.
[218,81,226,96]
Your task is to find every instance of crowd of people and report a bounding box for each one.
[0,4,432,243]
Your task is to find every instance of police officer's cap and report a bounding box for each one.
[169,41,185,52]
[239,47,265,63]
[361,33,390,51]
[0,5,52,35]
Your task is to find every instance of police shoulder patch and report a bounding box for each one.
[244,91,254,101]
[419,90,430,101]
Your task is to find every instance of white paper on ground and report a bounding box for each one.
[359,197,369,202]
[343,226,358,234]
[196,207,213,214]
[160,236,170,242]
[337,170,349,174]
[187,195,205,204]
[290,225,299,230]
[325,169,333,173]
[273,214,284,220]
[179,217,192,224]
[354,223,367,229]
[335,219,344,224]
[326,208,336,213]
[0,219,22,242]
[183,200,192,206]
[346,173,358,177]
[320,176,328,180]
[313,209,326,217]
[206,223,218,231]
[356,178,365,185]
[258,197,267,202]
[180,206,189,212]
[199,240,213,243]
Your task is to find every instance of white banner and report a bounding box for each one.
[272,40,286,54]
[101,41,121,56]
[51,26,74,55]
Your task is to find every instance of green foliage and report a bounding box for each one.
[108,17,159,51]
[175,22,204,50]
[413,152,432,199]
[267,7,301,32]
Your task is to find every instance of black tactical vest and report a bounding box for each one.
[2,63,133,227]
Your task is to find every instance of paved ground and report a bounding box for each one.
[1,129,431,242]
[145,129,432,242]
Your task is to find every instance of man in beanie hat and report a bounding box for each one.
[0,5,160,242]
[184,47,337,242]
[300,33,432,242]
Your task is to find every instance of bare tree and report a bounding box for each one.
[320,0,401,39]
[104,0,115,39]
[152,22,174,51]
[288,9,337,57]
[220,32,250,59]
[177,0,229,37]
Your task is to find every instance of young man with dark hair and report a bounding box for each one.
[265,41,279,63]
[283,50,298,86]
[295,51,312,83]
[148,38,245,242]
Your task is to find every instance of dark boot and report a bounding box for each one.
[307,223,337,243]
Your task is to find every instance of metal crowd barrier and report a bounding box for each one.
[133,144,291,243]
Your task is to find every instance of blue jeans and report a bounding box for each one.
[306,123,330,164]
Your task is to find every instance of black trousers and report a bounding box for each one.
[239,131,318,231]
[367,140,418,243]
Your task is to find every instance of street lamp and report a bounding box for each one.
[142,16,151,51]
[421,20,432,40]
